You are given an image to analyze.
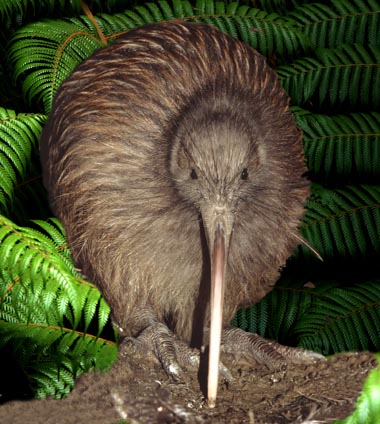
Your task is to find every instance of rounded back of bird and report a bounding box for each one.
[40,21,309,342]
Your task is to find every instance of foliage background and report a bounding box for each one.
[0,0,379,421]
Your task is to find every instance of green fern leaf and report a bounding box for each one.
[33,361,75,399]
[0,215,117,399]
[277,44,380,109]
[0,0,82,26]
[293,280,380,354]
[194,3,310,60]
[234,278,380,355]
[289,0,380,48]
[116,1,309,60]
[7,1,310,114]
[293,109,380,183]
[31,219,70,254]
[233,278,318,343]
[251,0,290,14]
[298,184,380,262]
[232,294,270,336]
[0,108,46,219]
[83,288,103,334]
[8,20,105,113]
[0,215,111,334]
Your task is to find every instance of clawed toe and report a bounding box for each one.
[120,324,324,386]
[120,322,234,383]
[221,327,325,369]
[121,322,199,380]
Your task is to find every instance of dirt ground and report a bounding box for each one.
[0,341,377,424]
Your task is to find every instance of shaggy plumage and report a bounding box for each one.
[40,21,308,353]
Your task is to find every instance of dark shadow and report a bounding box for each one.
[197,344,210,397]
[0,345,33,404]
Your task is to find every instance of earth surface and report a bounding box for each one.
[0,341,377,423]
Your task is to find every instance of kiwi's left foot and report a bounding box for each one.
[221,327,325,368]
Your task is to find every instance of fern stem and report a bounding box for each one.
[80,0,107,45]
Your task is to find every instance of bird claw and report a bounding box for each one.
[221,327,325,369]
[120,322,193,380]
[121,325,323,385]
[120,322,233,382]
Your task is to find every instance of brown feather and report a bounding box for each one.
[40,21,309,344]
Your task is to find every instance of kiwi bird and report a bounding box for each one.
[40,21,323,407]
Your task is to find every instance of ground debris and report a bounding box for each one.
[0,349,376,423]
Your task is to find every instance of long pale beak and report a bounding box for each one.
[201,207,232,408]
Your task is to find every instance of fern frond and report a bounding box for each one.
[231,294,270,336]
[28,218,79,278]
[0,0,123,27]
[298,184,380,262]
[32,359,77,399]
[251,0,291,14]
[135,1,310,60]
[0,0,81,26]
[293,280,380,354]
[7,1,309,113]
[0,214,111,333]
[232,277,316,343]
[289,0,380,49]
[0,320,116,398]
[0,108,47,220]
[233,278,380,354]
[277,44,380,110]
[293,109,380,183]
[8,20,105,113]
[31,218,68,251]
[0,214,117,397]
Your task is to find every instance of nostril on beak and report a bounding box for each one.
[214,205,226,216]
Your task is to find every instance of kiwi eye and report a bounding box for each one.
[190,168,198,180]
[241,168,248,180]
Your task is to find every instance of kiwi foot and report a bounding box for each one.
[120,322,232,381]
[221,327,325,368]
